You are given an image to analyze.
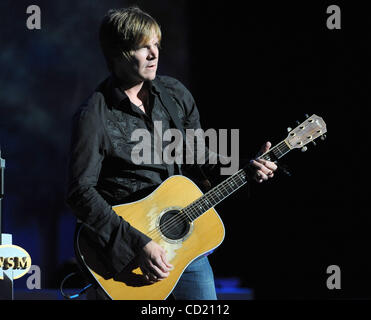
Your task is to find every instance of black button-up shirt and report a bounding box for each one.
[66,75,214,274]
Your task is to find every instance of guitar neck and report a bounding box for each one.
[182,114,327,222]
[182,139,291,222]
[258,139,290,161]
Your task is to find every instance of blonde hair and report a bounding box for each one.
[99,6,161,70]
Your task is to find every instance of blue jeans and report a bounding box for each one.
[171,256,217,300]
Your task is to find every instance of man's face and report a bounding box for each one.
[113,34,160,84]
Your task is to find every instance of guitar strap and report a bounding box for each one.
[153,78,210,187]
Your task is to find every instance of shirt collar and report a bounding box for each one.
[148,78,161,95]
[109,75,130,109]
[103,74,161,111]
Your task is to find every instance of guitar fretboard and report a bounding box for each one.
[181,139,291,222]
[259,140,290,161]
[182,169,248,222]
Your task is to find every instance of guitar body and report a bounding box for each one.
[75,175,225,300]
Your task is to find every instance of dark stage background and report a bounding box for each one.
[0,1,366,299]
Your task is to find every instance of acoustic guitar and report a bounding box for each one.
[75,114,327,300]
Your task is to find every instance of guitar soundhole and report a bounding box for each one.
[159,210,190,241]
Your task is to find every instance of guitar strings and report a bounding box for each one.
[147,168,248,239]
[146,147,292,239]
[149,177,245,239]
[145,170,247,239]
[150,170,245,236]
[145,174,240,239]
[147,140,291,239]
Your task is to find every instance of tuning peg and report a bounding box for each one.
[320,134,327,141]
[304,113,309,119]
[301,146,308,152]
[296,120,300,125]
[312,141,317,147]
[287,127,292,132]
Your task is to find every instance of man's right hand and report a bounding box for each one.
[138,240,173,282]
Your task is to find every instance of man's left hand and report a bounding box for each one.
[249,142,278,183]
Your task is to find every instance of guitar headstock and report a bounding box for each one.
[285,114,327,150]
